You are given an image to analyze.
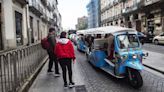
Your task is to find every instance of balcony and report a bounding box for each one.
[140,0,163,12]
[122,1,143,15]
[144,0,161,6]
[101,3,112,13]
[41,0,47,6]
[13,0,28,5]
[47,3,53,11]
[47,17,52,24]
[29,1,43,17]
[41,13,48,23]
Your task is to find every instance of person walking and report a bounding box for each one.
[47,28,60,76]
[54,31,75,88]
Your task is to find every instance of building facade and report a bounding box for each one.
[0,0,61,51]
[140,0,164,36]
[100,0,164,36]
[87,0,100,28]
[100,0,124,27]
[76,16,88,30]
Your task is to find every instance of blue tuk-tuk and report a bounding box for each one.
[76,30,87,52]
[85,26,148,89]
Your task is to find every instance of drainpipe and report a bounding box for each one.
[26,3,31,45]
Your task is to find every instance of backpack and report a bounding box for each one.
[41,37,50,50]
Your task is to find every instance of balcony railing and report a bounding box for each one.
[101,3,112,13]
[144,0,161,6]
[41,13,48,23]
[13,0,28,5]
[122,1,143,14]
[41,0,47,6]
[47,3,53,12]
[29,1,43,16]
[0,43,47,92]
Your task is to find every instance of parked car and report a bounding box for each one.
[137,32,146,44]
[153,33,164,45]
[144,33,155,43]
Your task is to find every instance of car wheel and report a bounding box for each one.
[154,40,159,45]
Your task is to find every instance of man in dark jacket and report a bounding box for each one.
[47,28,60,76]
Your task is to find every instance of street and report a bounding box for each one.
[74,46,164,92]
[143,43,164,54]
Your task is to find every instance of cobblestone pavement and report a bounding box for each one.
[143,43,164,54]
[75,49,164,92]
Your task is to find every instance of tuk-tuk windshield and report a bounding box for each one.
[117,34,139,49]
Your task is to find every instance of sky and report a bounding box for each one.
[58,0,90,30]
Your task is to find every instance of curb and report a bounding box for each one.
[18,56,48,92]
[143,64,164,74]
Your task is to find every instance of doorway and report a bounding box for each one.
[136,20,141,32]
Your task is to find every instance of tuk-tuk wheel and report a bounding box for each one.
[128,69,143,89]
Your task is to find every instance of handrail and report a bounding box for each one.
[0,43,47,92]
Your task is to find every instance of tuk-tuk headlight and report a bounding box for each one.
[132,54,137,59]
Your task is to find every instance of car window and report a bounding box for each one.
[138,32,144,36]
[117,34,140,49]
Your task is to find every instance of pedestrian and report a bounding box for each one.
[47,27,60,76]
[54,31,75,88]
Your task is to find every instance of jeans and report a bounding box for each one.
[58,58,73,84]
[47,50,59,74]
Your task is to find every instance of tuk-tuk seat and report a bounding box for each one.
[94,38,108,50]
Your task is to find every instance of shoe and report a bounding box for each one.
[64,84,68,89]
[47,70,53,74]
[69,82,75,88]
[54,73,60,77]
[47,70,53,72]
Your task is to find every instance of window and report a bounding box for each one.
[37,20,40,40]
[117,34,139,49]
[30,16,34,43]
[15,11,23,46]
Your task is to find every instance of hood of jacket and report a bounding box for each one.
[57,38,69,44]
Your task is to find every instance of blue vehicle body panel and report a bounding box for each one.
[89,50,107,67]
[124,60,144,70]
[77,40,86,52]
[117,59,144,74]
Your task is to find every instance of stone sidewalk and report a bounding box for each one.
[143,50,164,74]
[28,60,87,92]
[28,49,164,92]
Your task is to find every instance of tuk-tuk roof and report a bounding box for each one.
[80,26,137,35]
[76,30,86,35]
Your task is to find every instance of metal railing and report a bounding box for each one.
[0,43,47,92]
